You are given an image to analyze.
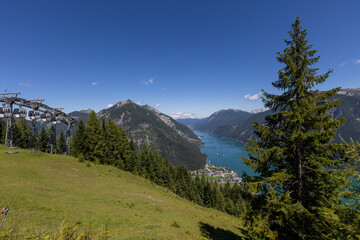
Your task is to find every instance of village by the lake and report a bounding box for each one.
[191,163,243,185]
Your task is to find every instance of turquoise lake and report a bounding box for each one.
[195,130,256,177]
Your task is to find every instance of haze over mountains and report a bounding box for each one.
[178,88,360,144]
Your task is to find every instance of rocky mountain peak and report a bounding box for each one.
[115,99,135,108]
[79,108,93,114]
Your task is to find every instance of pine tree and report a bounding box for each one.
[216,190,226,211]
[243,17,359,238]
[38,127,49,152]
[57,130,67,154]
[85,111,105,162]
[124,137,138,174]
[139,144,151,177]
[14,118,30,148]
[118,125,128,160]
[105,119,124,168]
[71,119,86,157]
[0,120,6,144]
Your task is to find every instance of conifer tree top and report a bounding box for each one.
[264,17,333,112]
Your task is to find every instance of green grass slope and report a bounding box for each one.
[0,145,246,239]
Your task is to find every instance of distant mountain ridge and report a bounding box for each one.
[70,100,206,170]
[176,118,206,130]
[193,109,253,133]
[178,88,360,144]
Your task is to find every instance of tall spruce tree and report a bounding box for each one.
[124,137,138,174]
[85,111,105,162]
[57,130,67,154]
[14,118,30,148]
[105,119,124,169]
[38,127,49,152]
[71,119,86,157]
[243,18,359,239]
[0,120,6,144]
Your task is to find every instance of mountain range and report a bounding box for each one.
[69,100,207,170]
[178,88,360,145]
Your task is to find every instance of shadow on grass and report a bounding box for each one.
[199,222,249,240]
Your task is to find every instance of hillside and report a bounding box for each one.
[97,100,206,170]
[212,110,271,143]
[0,145,246,239]
[332,93,360,143]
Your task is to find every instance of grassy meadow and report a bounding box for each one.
[0,145,247,239]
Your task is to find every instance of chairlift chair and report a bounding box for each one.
[46,113,52,122]
[51,116,57,124]
[56,116,64,123]
[14,108,27,118]
[29,110,35,120]
[19,108,27,118]
[13,108,20,118]
[40,113,47,122]
[34,111,40,120]
[3,107,12,118]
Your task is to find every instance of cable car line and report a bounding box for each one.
[0,91,78,155]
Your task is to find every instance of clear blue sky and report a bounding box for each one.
[1,0,359,118]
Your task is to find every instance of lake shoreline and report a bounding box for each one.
[194,130,255,177]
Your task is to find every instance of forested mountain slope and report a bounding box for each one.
[97,100,206,170]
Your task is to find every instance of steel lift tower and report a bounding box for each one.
[0,92,20,147]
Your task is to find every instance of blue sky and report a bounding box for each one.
[1,0,359,118]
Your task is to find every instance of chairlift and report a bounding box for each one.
[13,108,20,118]
[34,111,40,119]
[51,116,57,124]
[46,113,52,122]
[56,116,63,124]
[29,110,35,119]
[13,108,27,118]
[20,108,27,118]
[40,113,47,122]
[3,107,12,118]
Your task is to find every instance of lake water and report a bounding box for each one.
[195,130,256,177]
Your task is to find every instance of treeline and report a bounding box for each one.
[0,119,67,154]
[71,111,249,217]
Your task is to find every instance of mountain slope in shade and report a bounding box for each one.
[212,110,271,143]
[194,109,254,133]
[97,100,206,170]
[331,93,360,143]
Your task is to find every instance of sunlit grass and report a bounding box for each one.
[0,145,246,239]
